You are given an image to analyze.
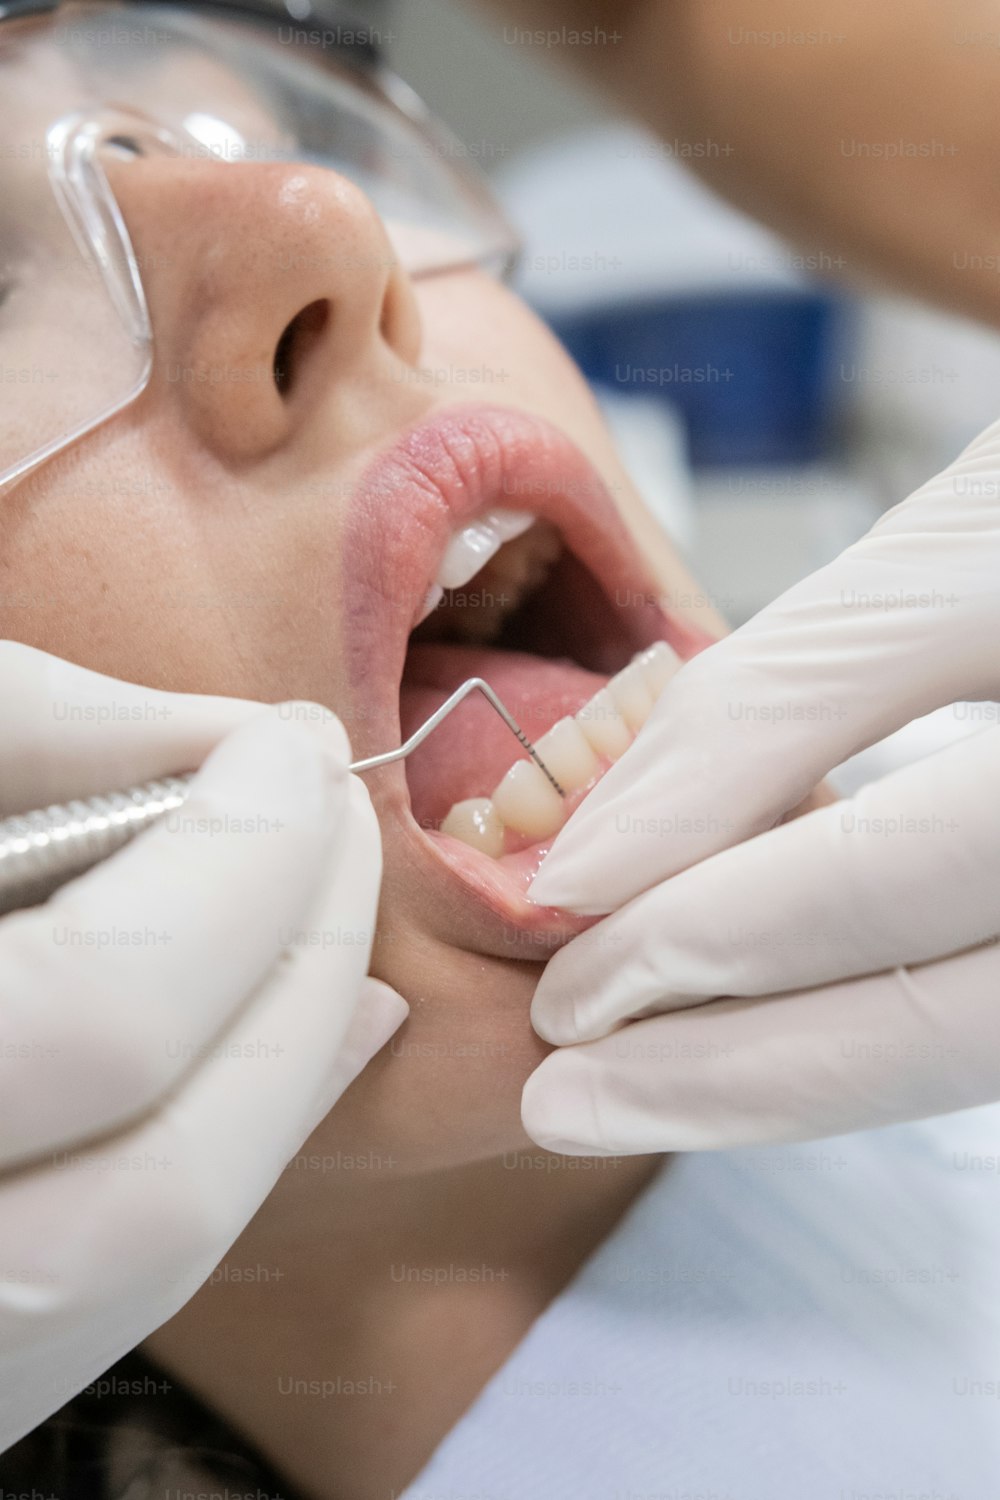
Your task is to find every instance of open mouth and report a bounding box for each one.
[342,403,714,954]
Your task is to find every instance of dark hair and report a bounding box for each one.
[0,1349,304,1500]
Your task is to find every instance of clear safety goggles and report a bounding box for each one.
[0,1,523,493]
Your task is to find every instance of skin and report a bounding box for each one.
[1,27,722,1496]
[481,0,1000,325]
[0,14,849,1495]
[4,150,717,1159]
[3,164,691,1494]
[22,2,973,1488]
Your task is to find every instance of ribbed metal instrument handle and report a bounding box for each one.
[0,775,194,916]
[0,675,566,917]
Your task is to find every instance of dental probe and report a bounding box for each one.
[0,677,565,917]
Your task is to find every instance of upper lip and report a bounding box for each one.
[339,402,711,959]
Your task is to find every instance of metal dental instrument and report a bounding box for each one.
[0,677,565,917]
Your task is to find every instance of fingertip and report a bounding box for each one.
[332,979,409,1090]
[526,869,606,915]
[197,704,353,829]
[520,1052,606,1156]
[268,701,353,778]
[530,976,581,1046]
[362,977,410,1037]
[525,870,562,907]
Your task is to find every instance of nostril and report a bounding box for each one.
[273,299,330,398]
[104,135,146,159]
[379,276,401,345]
[377,268,423,366]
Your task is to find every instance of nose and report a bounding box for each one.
[105,157,423,463]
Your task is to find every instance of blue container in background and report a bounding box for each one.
[548,290,846,469]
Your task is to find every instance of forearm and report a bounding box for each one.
[480,0,1000,325]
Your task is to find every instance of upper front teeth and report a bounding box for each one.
[435,509,536,591]
[415,582,445,626]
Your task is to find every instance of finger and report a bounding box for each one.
[0,782,395,1445]
[331,978,410,1100]
[529,420,1000,914]
[0,707,351,1170]
[233,775,398,1129]
[522,940,1000,1155]
[533,727,1000,1043]
[0,640,262,812]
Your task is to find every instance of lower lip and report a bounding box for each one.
[343,404,716,957]
[431,772,615,939]
[419,637,697,955]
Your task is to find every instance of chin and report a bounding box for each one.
[310,932,549,1173]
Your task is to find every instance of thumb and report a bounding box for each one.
[530,422,1000,915]
[0,640,263,813]
[329,979,409,1098]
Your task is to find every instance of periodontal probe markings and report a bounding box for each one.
[352,676,566,796]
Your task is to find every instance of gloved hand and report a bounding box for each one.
[0,643,405,1451]
[522,417,1000,1155]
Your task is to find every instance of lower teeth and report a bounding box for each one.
[575,688,631,760]
[437,640,679,858]
[439,797,506,857]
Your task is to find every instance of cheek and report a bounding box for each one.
[415,275,607,452]
[0,414,346,704]
[0,420,221,678]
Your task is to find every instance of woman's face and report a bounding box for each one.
[1,28,721,1172]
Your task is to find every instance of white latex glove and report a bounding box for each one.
[523,418,1000,1155]
[0,644,406,1451]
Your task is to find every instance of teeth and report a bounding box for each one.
[436,509,536,592]
[492,759,565,840]
[533,716,601,793]
[607,660,654,731]
[415,582,444,627]
[435,640,680,858]
[637,640,680,695]
[575,688,632,760]
[440,797,506,857]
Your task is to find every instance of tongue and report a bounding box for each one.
[401,643,608,827]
